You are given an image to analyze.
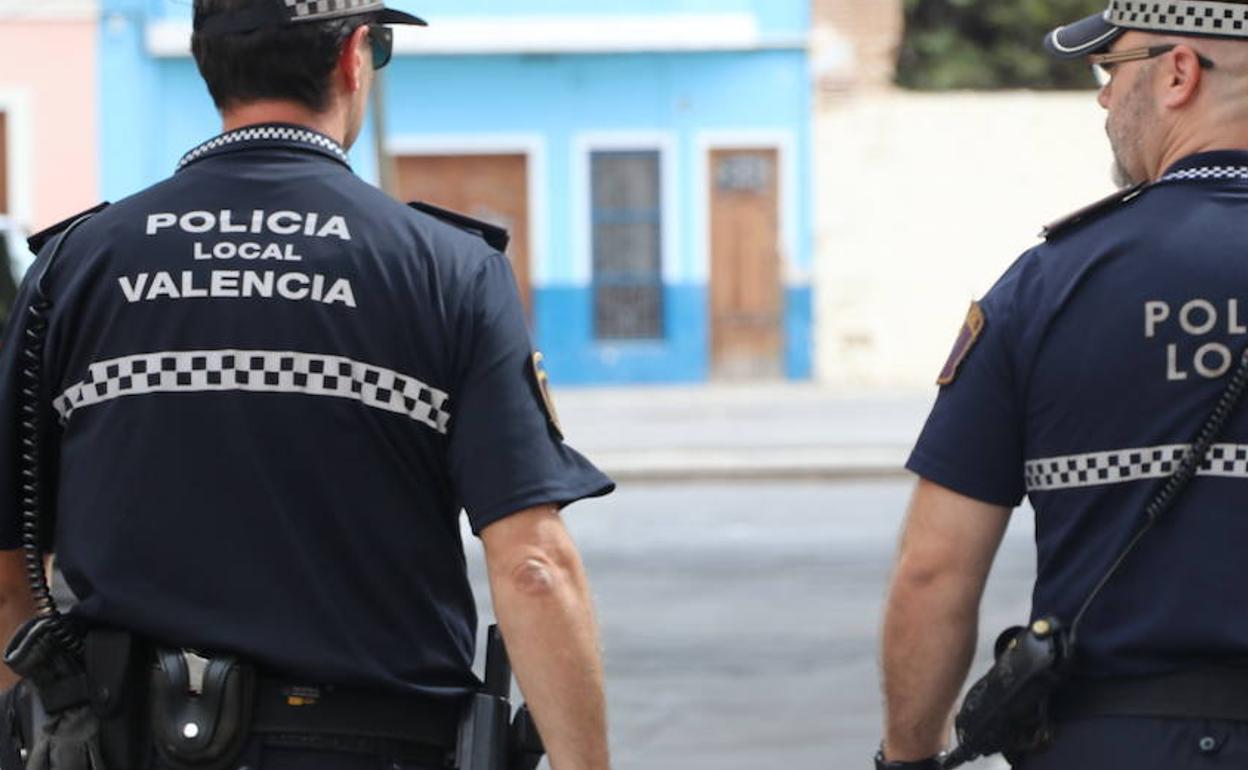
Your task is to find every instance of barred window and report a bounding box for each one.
[591,151,664,340]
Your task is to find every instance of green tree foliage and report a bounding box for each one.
[896,0,1109,90]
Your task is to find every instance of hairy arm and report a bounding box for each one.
[880,478,1011,761]
[480,506,609,770]
[0,550,38,690]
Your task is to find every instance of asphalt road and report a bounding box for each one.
[464,479,1036,770]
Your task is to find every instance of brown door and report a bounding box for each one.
[395,154,531,312]
[0,112,9,214]
[710,148,783,379]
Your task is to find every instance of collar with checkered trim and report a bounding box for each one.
[1157,149,1248,184]
[177,123,351,172]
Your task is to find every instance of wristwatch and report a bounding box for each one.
[874,746,942,770]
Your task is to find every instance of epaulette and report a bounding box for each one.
[408,201,511,253]
[1039,182,1148,241]
[27,202,111,254]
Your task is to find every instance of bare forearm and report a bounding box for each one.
[488,546,608,770]
[878,480,1010,762]
[881,562,980,760]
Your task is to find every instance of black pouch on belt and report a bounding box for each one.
[84,627,150,770]
[149,649,255,770]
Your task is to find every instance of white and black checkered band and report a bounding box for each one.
[284,0,384,22]
[1159,165,1248,183]
[1106,1,1248,38]
[53,350,452,435]
[1025,443,1248,491]
[177,125,350,171]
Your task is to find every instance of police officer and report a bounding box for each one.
[877,1,1248,768]
[0,1,614,769]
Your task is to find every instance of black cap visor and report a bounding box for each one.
[376,8,427,26]
[1045,13,1125,58]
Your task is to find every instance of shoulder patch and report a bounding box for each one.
[408,201,511,254]
[529,351,563,440]
[1040,182,1148,241]
[937,301,987,386]
[27,202,110,254]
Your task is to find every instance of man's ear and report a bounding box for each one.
[338,24,371,93]
[1162,44,1204,108]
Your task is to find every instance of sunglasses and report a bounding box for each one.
[367,25,394,70]
[1089,44,1215,87]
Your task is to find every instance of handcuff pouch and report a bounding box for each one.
[150,649,254,770]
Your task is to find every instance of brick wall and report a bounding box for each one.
[812,0,904,92]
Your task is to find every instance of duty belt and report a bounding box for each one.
[1053,668,1248,723]
[251,676,460,764]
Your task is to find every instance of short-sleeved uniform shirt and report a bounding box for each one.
[0,124,614,701]
[909,150,1248,680]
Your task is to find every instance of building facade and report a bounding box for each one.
[812,0,1114,390]
[99,0,815,384]
[0,0,101,233]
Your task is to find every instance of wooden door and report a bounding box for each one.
[396,154,531,312]
[710,148,782,379]
[0,112,9,215]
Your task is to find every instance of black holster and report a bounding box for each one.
[456,627,545,770]
[0,619,150,770]
[942,619,1070,769]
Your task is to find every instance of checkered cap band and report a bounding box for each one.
[53,350,452,435]
[178,125,349,171]
[284,0,384,21]
[1106,0,1248,38]
[1025,443,1248,491]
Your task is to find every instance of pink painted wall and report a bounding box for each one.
[0,19,99,232]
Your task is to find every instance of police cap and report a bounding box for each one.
[1045,0,1248,59]
[195,0,426,37]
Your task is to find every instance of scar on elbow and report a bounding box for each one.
[511,556,561,595]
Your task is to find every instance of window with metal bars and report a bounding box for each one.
[590,150,664,340]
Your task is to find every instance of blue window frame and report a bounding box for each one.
[590,150,664,340]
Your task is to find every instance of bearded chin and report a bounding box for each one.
[1111,158,1139,189]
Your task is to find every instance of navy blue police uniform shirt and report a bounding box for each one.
[0,124,614,701]
[909,150,1248,680]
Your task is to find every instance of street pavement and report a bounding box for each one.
[464,478,1036,770]
[553,384,936,482]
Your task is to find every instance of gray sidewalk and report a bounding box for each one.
[553,383,936,482]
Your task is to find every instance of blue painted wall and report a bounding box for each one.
[99,0,814,384]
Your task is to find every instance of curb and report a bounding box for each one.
[590,446,914,483]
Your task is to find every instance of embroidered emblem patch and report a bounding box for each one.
[530,351,564,439]
[937,302,987,386]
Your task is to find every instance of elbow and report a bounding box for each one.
[501,544,582,598]
[890,542,977,600]
[888,547,982,620]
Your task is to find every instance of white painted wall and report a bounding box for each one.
[815,90,1115,389]
[0,0,97,20]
